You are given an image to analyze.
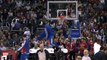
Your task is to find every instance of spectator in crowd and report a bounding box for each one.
[7,52,14,60]
[29,43,36,60]
[94,46,106,60]
[76,55,82,60]
[88,37,94,55]
[94,40,101,54]
[69,39,76,60]
[82,49,91,60]
[12,33,21,46]
[79,39,88,56]
[36,44,49,60]
[13,21,22,30]
[104,45,107,60]
[0,43,7,51]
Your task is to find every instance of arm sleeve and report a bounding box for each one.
[17,40,26,51]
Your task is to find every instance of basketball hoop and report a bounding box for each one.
[58,16,65,25]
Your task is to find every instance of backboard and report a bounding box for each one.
[47,1,78,20]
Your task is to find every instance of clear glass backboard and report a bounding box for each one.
[47,1,78,20]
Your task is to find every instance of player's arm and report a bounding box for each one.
[17,40,26,51]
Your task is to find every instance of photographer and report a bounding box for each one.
[36,44,49,60]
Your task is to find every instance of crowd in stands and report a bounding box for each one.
[0,0,107,60]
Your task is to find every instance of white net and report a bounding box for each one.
[58,16,65,25]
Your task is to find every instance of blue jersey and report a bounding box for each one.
[18,39,30,53]
[37,24,55,44]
